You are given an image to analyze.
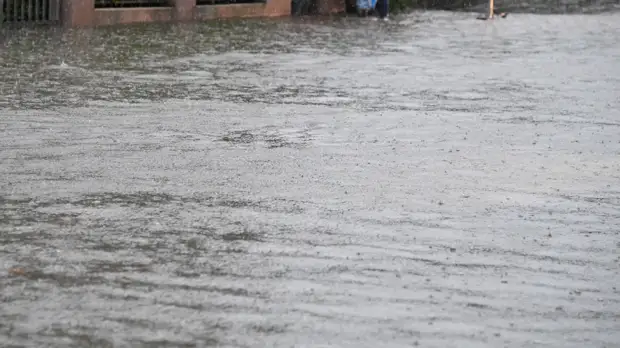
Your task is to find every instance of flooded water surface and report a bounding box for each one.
[1,9,620,348]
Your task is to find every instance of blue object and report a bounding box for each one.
[356,0,378,11]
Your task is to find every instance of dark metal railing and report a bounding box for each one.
[94,0,171,8]
[196,0,266,5]
[0,0,60,24]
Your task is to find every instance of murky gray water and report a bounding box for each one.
[1,10,620,348]
[469,0,620,14]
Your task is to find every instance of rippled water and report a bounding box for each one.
[469,0,620,14]
[1,10,620,348]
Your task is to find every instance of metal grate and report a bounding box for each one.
[94,0,171,8]
[0,0,60,24]
[196,0,266,5]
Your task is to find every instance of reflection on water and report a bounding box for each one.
[1,8,620,348]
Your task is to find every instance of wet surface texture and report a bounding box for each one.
[470,0,620,14]
[1,10,620,348]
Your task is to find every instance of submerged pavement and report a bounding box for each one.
[1,10,619,348]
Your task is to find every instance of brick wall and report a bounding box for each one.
[62,0,292,27]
